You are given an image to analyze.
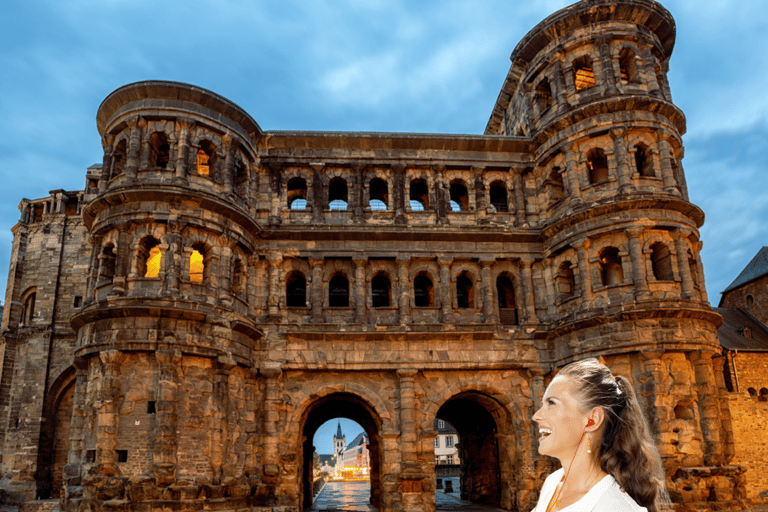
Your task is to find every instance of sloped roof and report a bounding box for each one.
[722,246,768,294]
[434,418,457,434]
[713,308,768,351]
[347,432,367,449]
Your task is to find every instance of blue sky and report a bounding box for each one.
[314,418,364,456]
[1,0,767,303]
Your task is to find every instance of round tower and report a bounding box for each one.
[486,0,738,507]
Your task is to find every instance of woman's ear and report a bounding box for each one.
[586,407,605,432]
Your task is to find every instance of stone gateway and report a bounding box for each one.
[0,1,751,511]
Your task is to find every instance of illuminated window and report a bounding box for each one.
[196,141,217,177]
[145,246,161,278]
[190,244,205,283]
[586,148,609,184]
[599,247,623,286]
[572,56,595,90]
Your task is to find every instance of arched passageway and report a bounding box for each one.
[36,369,76,499]
[301,393,382,511]
[436,393,503,508]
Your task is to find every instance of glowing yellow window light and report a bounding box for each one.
[190,249,204,283]
[145,246,162,278]
[197,149,210,176]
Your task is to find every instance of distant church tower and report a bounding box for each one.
[333,422,345,473]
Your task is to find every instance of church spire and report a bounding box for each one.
[335,421,343,439]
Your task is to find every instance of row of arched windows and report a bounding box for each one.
[747,387,768,402]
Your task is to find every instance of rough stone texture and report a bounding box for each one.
[0,1,754,511]
[720,275,768,326]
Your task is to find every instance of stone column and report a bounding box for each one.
[674,229,696,300]
[611,127,633,194]
[542,263,556,318]
[125,116,142,179]
[626,228,650,300]
[352,163,366,224]
[481,260,496,323]
[354,256,367,324]
[434,165,448,224]
[64,357,90,490]
[393,163,407,225]
[520,258,538,324]
[247,255,260,317]
[572,238,593,306]
[439,258,452,321]
[397,256,411,324]
[139,132,150,170]
[266,251,282,317]
[397,368,425,505]
[95,350,125,472]
[473,169,487,224]
[639,351,666,440]
[99,135,115,193]
[218,243,233,306]
[211,354,236,481]
[151,346,181,485]
[174,118,194,181]
[84,237,102,303]
[310,258,324,323]
[223,134,238,194]
[691,351,725,466]
[564,147,583,206]
[165,224,183,295]
[639,47,662,98]
[552,53,569,114]
[112,226,131,295]
[658,139,679,195]
[513,170,527,227]
[261,365,282,479]
[523,172,539,226]
[310,163,325,224]
[598,38,618,96]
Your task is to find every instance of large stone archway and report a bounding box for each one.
[300,392,384,511]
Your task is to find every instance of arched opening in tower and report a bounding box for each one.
[36,369,76,499]
[301,393,381,511]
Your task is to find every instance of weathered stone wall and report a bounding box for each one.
[720,275,768,325]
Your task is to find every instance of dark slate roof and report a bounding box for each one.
[714,308,768,351]
[722,247,768,294]
[347,432,367,449]
[335,421,343,439]
[433,418,457,434]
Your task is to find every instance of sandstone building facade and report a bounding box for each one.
[0,1,749,511]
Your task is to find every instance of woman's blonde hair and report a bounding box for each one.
[558,358,670,512]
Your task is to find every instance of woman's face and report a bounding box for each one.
[532,375,591,461]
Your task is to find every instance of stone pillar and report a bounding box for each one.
[434,165,448,224]
[84,237,102,303]
[711,354,736,464]
[247,255,260,317]
[473,169,487,224]
[165,224,183,295]
[691,351,725,466]
[674,229,696,300]
[151,346,181,485]
[125,117,142,179]
[481,260,496,323]
[694,241,709,303]
[211,354,236,481]
[626,228,650,300]
[218,243,233,306]
[352,163,366,224]
[64,357,90,491]
[639,47,662,98]
[572,238,593,306]
[174,118,194,181]
[598,38,618,96]
[112,226,131,295]
[611,127,634,194]
[354,256,367,324]
[139,132,150,170]
[221,134,236,194]
[397,256,411,324]
[439,258,452,321]
[310,258,323,323]
[310,163,325,224]
[523,172,539,226]
[658,139,679,195]
[393,163,407,225]
[266,251,282,317]
[261,365,282,479]
[542,263,556,318]
[513,170,527,227]
[520,258,538,324]
[397,368,425,508]
[551,53,569,114]
[564,147,583,206]
[95,350,125,472]
[99,135,115,193]
[639,351,666,440]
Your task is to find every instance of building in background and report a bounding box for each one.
[332,423,369,480]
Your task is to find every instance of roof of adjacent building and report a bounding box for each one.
[722,246,768,295]
[714,307,768,351]
[434,418,457,434]
[346,432,367,449]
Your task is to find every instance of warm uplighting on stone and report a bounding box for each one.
[189,249,204,283]
[144,246,161,278]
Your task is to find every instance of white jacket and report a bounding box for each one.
[532,468,647,512]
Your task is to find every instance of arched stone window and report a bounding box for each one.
[496,274,517,325]
[634,145,654,177]
[369,178,388,211]
[288,177,308,210]
[232,259,245,295]
[599,247,623,286]
[456,272,474,309]
[535,78,552,112]
[329,274,350,307]
[409,179,429,211]
[555,261,575,299]
[759,388,768,402]
[371,273,391,308]
[414,272,434,307]
[112,140,127,178]
[149,132,170,169]
[747,387,757,397]
[196,140,217,177]
[189,242,211,284]
[546,169,564,206]
[328,177,348,210]
[138,237,161,278]
[489,181,508,212]
[572,56,595,90]
[650,242,674,281]
[286,271,307,307]
[21,288,36,326]
[99,244,117,284]
[586,149,609,184]
[235,159,248,197]
[619,48,639,83]
[449,180,469,211]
